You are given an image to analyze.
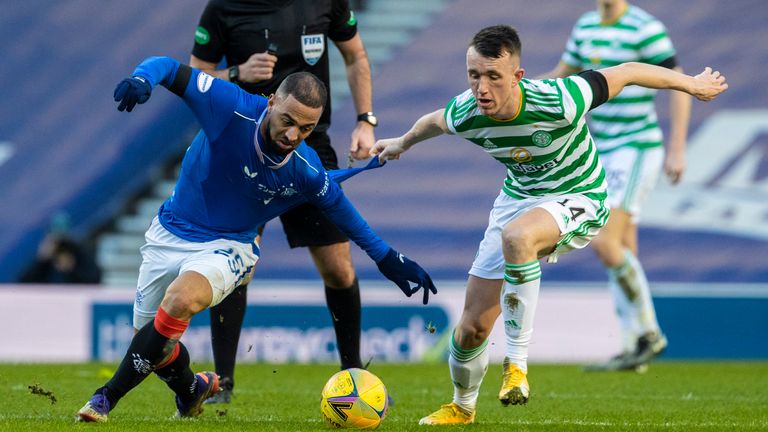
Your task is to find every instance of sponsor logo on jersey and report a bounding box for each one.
[197,72,214,93]
[347,11,357,26]
[509,147,532,162]
[532,130,553,147]
[301,34,325,66]
[509,159,558,173]
[482,139,498,149]
[257,182,298,203]
[195,26,210,45]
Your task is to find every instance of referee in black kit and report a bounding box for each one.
[189,0,379,403]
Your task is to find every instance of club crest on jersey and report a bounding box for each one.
[197,72,214,93]
[510,147,532,162]
[301,34,325,66]
[531,130,553,147]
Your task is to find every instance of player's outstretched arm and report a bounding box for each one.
[115,57,241,141]
[370,109,448,161]
[113,56,181,112]
[307,175,438,304]
[599,62,728,101]
[325,198,438,304]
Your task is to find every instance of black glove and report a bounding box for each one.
[113,77,152,112]
[376,249,437,305]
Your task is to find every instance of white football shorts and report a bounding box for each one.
[470,192,609,279]
[133,217,259,329]
[600,146,664,223]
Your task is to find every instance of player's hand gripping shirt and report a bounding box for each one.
[131,56,388,260]
[561,5,676,152]
[444,76,607,201]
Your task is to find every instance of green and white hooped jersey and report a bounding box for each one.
[444,77,607,201]
[561,5,675,152]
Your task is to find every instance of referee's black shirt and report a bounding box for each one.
[192,0,358,131]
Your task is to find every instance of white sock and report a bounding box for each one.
[501,261,541,373]
[449,331,489,412]
[608,249,660,352]
[624,250,661,335]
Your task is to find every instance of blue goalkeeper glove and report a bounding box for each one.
[113,76,152,112]
[376,249,437,305]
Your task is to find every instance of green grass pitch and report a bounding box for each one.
[1,362,767,431]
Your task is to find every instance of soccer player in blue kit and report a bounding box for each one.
[76,56,436,422]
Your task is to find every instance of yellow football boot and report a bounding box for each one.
[498,358,529,406]
[418,403,475,425]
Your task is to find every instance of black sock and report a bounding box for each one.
[210,283,247,389]
[325,278,362,369]
[154,342,196,403]
[101,320,177,408]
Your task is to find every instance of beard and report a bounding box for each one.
[263,120,294,156]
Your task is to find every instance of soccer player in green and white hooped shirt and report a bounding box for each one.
[372,25,726,425]
[540,0,692,372]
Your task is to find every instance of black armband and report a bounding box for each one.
[657,55,678,70]
[169,64,192,97]
[578,69,609,110]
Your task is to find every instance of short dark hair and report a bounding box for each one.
[276,72,327,109]
[470,25,522,59]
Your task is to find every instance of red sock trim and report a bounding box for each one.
[156,342,181,369]
[154,307,189,339]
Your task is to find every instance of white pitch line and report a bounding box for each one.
[470,418,768,428]
[541,391,768,404]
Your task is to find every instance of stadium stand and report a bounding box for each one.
[0,0,208,281]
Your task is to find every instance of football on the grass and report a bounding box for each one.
[320,368,388,429]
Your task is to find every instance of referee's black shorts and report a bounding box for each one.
[279,130,349,248]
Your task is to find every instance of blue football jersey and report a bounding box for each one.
[132,57,388,261]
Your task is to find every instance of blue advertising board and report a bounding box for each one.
[92,304,450,363]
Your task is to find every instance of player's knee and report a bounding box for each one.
[590,235,610,255]
[456,319,492,348]
[501,225,536,259]
[319,265,356,288]
[160,290,206,320]
[590,235,623,267]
